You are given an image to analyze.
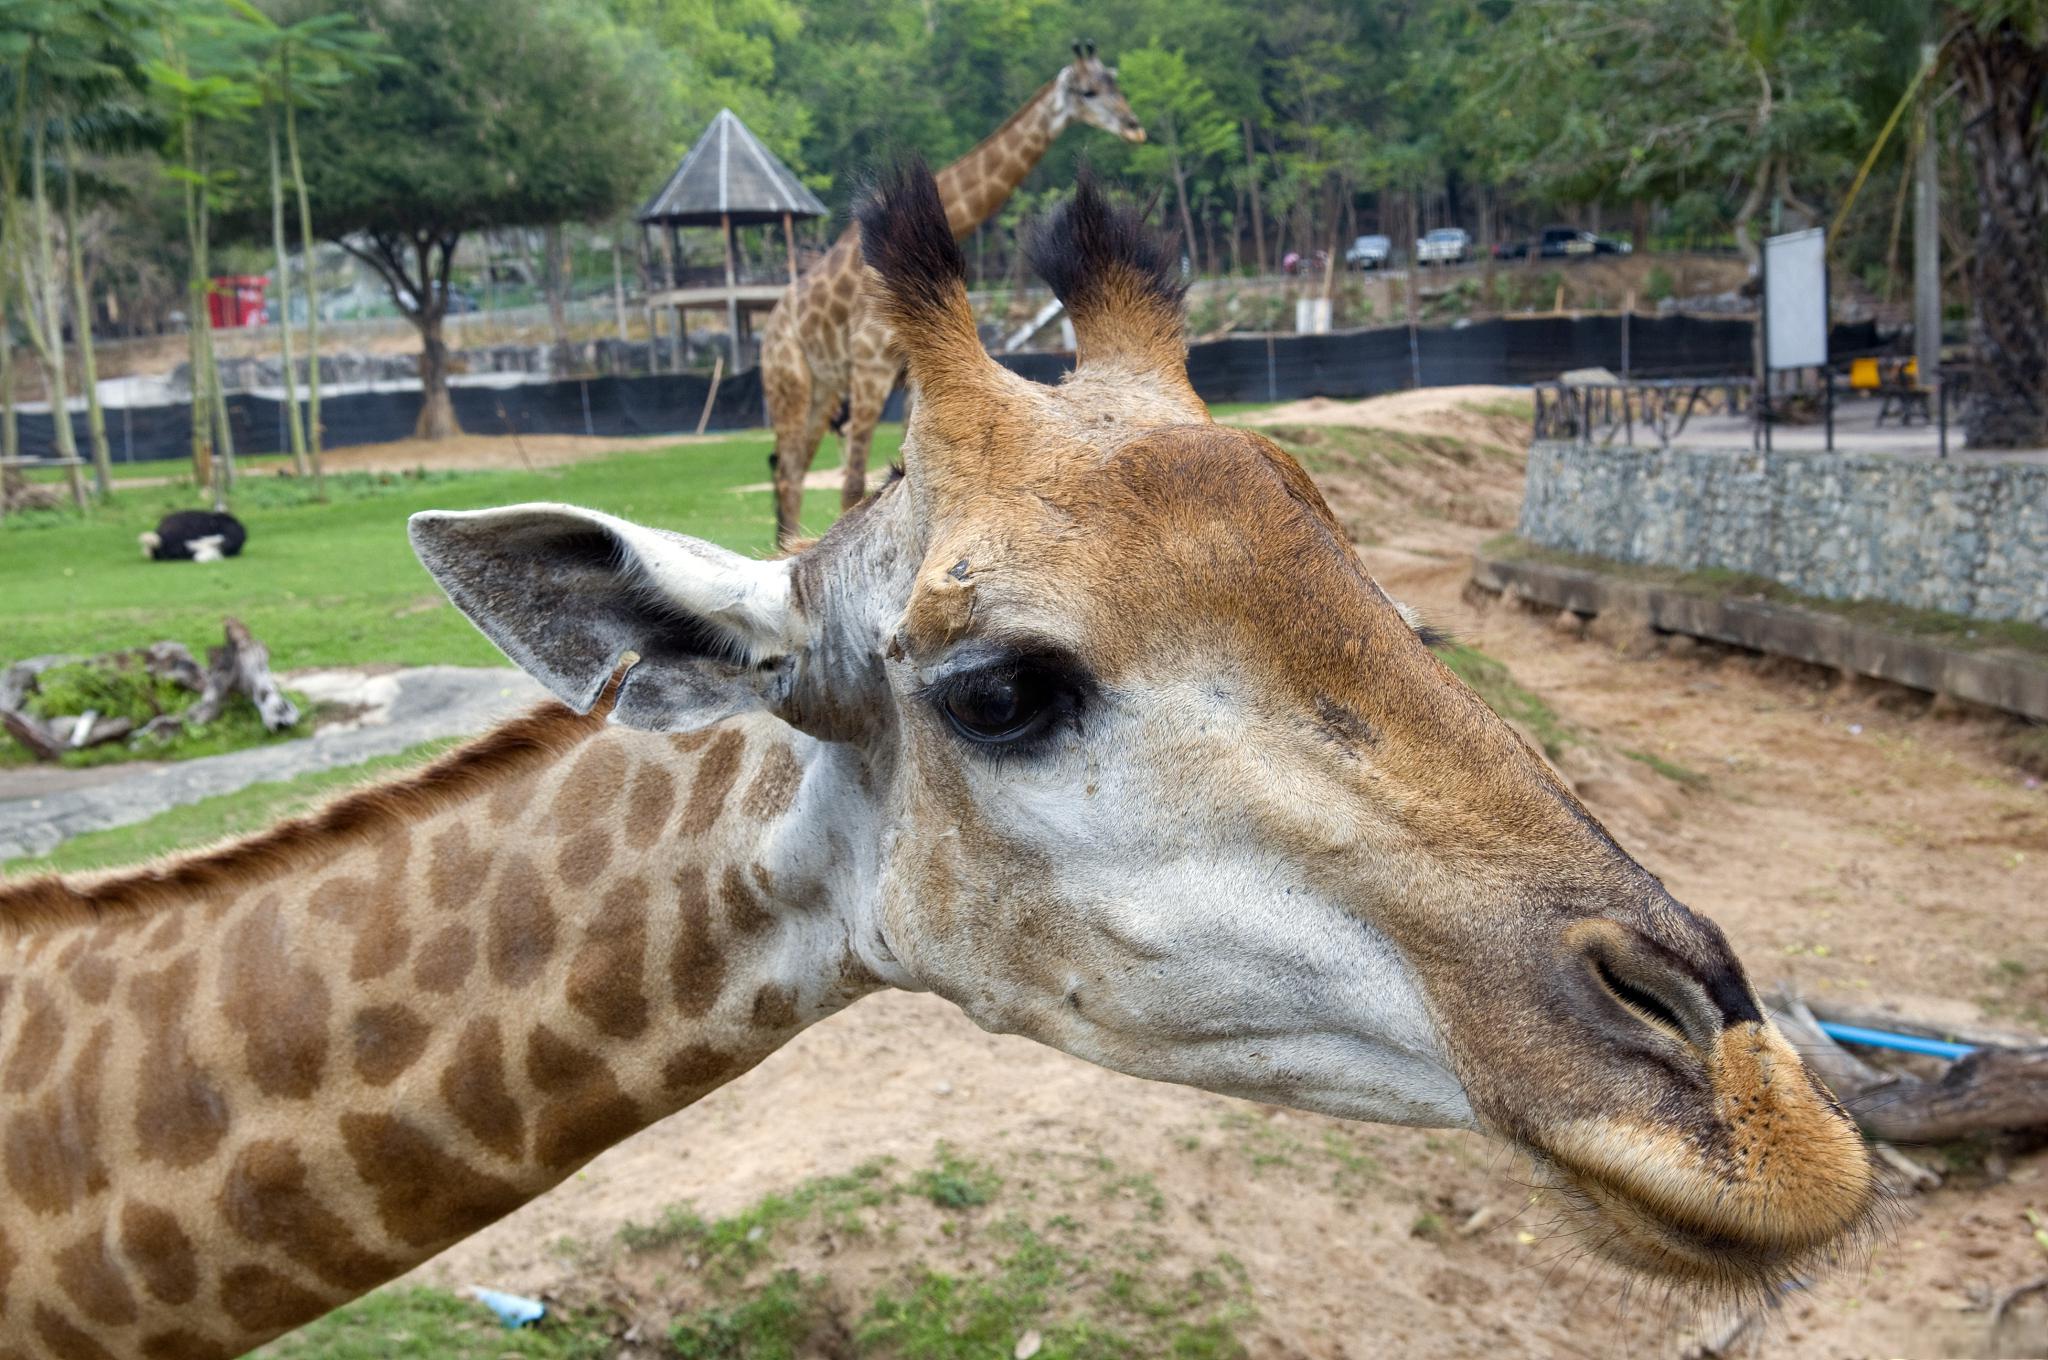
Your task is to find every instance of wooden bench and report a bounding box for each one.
[1852,356,1932,427]
[1878,383,1932,427]
[0,455,88,512]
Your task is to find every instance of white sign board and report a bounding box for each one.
[1763,228,1828,370]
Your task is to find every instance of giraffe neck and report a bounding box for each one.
[0,708,877,1358]
[934,78,1065,235]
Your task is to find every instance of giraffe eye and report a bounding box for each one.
[931,653,1090,751]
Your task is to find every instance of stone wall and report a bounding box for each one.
[1518,440,2048,624]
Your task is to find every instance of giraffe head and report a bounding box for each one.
[1057,40,1145,143]
[411,164,1874,1295]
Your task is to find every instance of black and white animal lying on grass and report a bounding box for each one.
[140,510,247,563]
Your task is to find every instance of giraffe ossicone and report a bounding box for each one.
[0,166,1874,1358]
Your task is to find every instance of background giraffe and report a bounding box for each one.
[757,43,1145,544]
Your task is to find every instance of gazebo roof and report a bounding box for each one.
[638,109,826,227]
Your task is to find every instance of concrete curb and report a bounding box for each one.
[1472,554,2048,723]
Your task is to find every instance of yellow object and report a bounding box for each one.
[1849,357,1880,390]
[1904,357,1919,382]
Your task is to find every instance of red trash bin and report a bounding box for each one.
[207,275,269,328]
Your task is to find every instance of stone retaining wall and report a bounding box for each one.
[1518,440,2048,624]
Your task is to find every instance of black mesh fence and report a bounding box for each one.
[15,314,1889,463]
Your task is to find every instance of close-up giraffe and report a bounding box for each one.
[0,165,1877,1358]
[758,42,1146,546]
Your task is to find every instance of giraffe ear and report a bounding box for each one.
[409,504,800,732]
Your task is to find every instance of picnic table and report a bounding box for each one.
[1533,375,1752,447]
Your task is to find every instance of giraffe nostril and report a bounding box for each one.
[1593,956,1692,1042]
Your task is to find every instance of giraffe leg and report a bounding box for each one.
[841,343,899,509]
[763,331,823,548]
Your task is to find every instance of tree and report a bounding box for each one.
[1,0,165,497]
[1117,44,1235,272]
[146,2,260,503]
[280,0,671,438]
[1947,0,2048,447]
[1456,0,1877,269]
[228,3,383,494]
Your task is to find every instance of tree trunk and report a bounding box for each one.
[1733,155,1772,275]
[181,111,213,492]
[1953,17,2048,449]
[267,110,308,477]
[1243,119,1266,276]
[284,83,324,497]
[200,297,233,511]
[543,222,570,351]
[415,310,458,439]
[197,142,233,509]
[59,126,109,495]
[25,118,77,465]
[611,222,627,342]
[1171,147,1199,276]
[1479,183,1497,313]
[1228,192,1243,277]
[1,284,19,506]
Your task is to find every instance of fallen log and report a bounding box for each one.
[0,707,62,762]
[0,620,299,762]
[1771,998,2048,1145]
[188,618,300,733]
[52,712,136,750]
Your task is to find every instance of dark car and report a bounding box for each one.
[1538,226,1631,258]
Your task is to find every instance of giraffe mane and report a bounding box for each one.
[0,701,607,937]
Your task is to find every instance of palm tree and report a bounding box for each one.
[1948,1,2048,448]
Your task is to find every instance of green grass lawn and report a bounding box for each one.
[1,428,894,670]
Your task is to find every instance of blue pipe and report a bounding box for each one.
[1816,1020,1976,1061]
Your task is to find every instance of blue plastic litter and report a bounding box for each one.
[468,1286,547,1328]
[1815,1020,1976,1062]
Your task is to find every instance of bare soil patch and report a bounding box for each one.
[416,387,2048,1359]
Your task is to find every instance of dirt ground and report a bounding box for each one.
[410,388,2047,1359]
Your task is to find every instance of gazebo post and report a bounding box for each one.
[782,210,797,285]
[721,211,741,371]
[668,223,686,373]
[639,222,658,370]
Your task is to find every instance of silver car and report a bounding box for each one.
[1415,227,1472,266]
[1345,234,1392,270]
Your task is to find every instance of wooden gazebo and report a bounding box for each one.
[638,109,826,369]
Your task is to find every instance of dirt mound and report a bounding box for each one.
[1238,384,1529,444]
[1232,387,1532,546]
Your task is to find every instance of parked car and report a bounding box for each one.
[1414,227,1472,266]
[1539,226,1631,258]
[1345,234,1392,270]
